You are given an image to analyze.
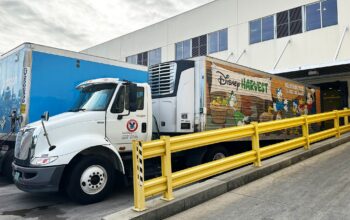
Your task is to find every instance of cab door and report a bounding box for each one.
[106,84,148,151]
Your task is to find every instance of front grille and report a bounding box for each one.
[14,128,34,160]
[148,62,177,97]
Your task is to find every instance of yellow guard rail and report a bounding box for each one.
[132,109,350,211]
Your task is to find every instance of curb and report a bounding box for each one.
[103,133,350,220]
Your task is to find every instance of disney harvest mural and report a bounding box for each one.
[205,61,320,137]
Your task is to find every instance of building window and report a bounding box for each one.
[208,31,218,53]
[306,0,338,31]
[250,19,262,44]
[126,48,161,66]
[277,11,289,38]
[322,0,338,27]
[262,16,274,41]
[208,29,228,54]
[126,55,137,64]
[277,7,302,38]
[250,16,274,44]
[137,52,148,66]
[148,48,161,66]
[219,29,228,51]
[175,40,191,60]
[248,1,338,44]
[305,2,321,31]
[289,7,302,35]
[192,35,207,57]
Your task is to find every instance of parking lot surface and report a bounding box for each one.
[0,177,133,220]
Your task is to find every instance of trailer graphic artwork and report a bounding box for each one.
[206,62,319,136]
[211,65,272,101]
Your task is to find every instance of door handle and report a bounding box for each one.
[142,123,147,133]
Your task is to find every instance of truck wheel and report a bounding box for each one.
[203,146,228,163]
[66,156,115,204]
[3,149,14,182]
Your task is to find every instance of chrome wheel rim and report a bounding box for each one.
[80,165,108,195]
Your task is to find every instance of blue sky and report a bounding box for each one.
[0,0,212,54]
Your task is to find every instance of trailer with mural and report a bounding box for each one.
[0,43,148,181]
[203,57,321,139]
[151,56,321,144]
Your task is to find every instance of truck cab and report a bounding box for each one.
[12,78,152,204]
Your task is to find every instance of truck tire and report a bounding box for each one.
[203,146,229,163]
[3,149,14,182]
[66,156,115,204]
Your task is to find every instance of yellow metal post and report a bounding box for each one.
[160,136,174,201]
[334,110,340,138]
[344,108,349,126]
[251,122,262,167]
[302,115,310,150]
[132,140,146,211]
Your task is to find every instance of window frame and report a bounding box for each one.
[277,10,289,38]
[249,15,275,44]
[175,40,192,60]
[208,31,219,54]
[249,18,262,44]
[126,54,137,64]
[305,0,338,32]
[148,48,161,66]
[305,2,322,31]
[208,28,228,53]
[110,85,145,114]
[218,28,228,51]
[175,41,183,60]
[261,15,275,42]
[276,7,303,38]
[321,0,338,28]
[191,34,207,57]
[111,85,127,114]
[288,7,303,35]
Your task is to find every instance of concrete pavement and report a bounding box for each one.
[0,178,133,220]
[168,141,350,220]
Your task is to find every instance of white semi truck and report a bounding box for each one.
[0,43,147,181]
[12,57,320,204]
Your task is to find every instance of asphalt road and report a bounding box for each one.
[0,177,133,220]
[168,142,350,220]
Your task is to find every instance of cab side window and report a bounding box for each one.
[136,87,144,110]
[111,86,145,113]
[111,86,125,113]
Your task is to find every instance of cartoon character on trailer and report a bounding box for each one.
[292,100,299,116]
[306,88,316,114]
[289,100,300,135]
[228,91,246,126]
[273,88,288,120]
[259,106,274,122]
[298,97,308,115]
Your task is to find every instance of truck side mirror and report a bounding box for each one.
[128,84,138,112]
[41,111,50,121]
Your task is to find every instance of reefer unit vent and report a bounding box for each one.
[148,62,177,97]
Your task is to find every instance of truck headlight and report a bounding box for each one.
[15,128,35,160]
[31,156,58,166]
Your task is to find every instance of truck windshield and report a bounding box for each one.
[71,83,116,112]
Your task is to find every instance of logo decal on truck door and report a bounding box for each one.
[126,119,138,132]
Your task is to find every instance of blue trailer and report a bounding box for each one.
[0,43,148,180]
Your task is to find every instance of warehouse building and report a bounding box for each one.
[82,0,350,112]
